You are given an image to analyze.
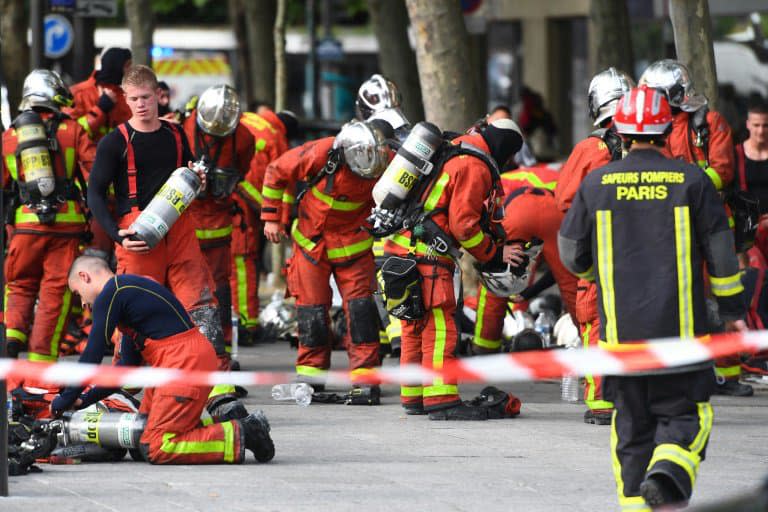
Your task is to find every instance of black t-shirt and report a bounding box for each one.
[742,156,768,214]
[87,121,194,243]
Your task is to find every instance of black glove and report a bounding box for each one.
[6,339,22,358]
[97,92,115,113]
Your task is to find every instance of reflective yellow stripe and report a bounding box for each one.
[576,266,595,281]
[423,384,459,397]
[596,210,618,343]
[296,365,327,377]
[28,353,57,362]
[385,316,401,340]
[208,384,237,398]
[77,116,93,137]
[710,273,744,297]
[372,239,385,257]
[48,287,72,360]
[400,385,423,397]
[263,185,284,200]
[326,237,373,260]
[424,172,450,212]
[619,496,652,512]
[234,256,259,328]
[255,138,267,152]
[239,181,263,205]
[473,286,501,349]
[647,443,700,489]
[310,186,364,211]
[6,328,28,343]
[728,215,735,229]
[459,230,484,249]
[282,191,295,204]
[611,410,642,510]
[14,201,86,224]
[350,367,376,377]
[501,172,557,190]
[389,233,454,264]
[195,225,234,240]
[65,147,75,178]
[674,207,694,338]
[290,220,316,252]
[703,166,722,190]
[6,154,18,181]
[160,420,236,462]
[689,402,713,455]
[583,322,613,410]
[715,365,741,378]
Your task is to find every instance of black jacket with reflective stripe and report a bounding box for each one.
[559,148,744,345]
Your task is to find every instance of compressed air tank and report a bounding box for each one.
[59,410,148,450]
[14,110,55,197]
[129,165,202,248]
[371,121,443,210]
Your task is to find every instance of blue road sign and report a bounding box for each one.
[44,14,74,59]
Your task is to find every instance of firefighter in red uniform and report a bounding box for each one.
[232,108,296,343]
[639,59,750,396]
[382,118,523,420]
[87,65,224,356]
[471,187,577,354]
[2,70,95,361]
[53,256,274,465]
[183,85,261,360]
[262,120,394,393]
[554,67,634,424]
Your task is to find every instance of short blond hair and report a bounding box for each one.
[122,64,159,90]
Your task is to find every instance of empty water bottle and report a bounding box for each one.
[561,374,580,403]
[6,398,12,422]
[534,312,552,347]
[271,383,314,407]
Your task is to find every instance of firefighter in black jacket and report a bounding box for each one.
[558,86,746,511]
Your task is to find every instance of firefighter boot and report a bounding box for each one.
[239,411,275,463]
[640,473,687,509]
[715,380,754,397]
[583,409,613,425]
[428,403,489,421]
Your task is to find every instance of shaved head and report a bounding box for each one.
[68,255,111,282]
[68,256,114,308]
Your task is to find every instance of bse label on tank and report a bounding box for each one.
[157,183,192,215]
[84,411,102,445]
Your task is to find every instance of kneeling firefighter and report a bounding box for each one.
[1,69,95,361]
[378,118,524,420]
[262,119,395,396]
[52,256,275,464]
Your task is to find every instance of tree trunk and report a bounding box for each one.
[1,0,29,119]
[125,0,155,67]
[589,0,634,76]
[243,0,276,107]
[669,0,718,109]
[404,0,481,132]
[368,0,424,122]
[228,0,252,107]
[271,0,288,288]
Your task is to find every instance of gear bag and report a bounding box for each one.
[380,255,425,320]
[465,386,522,419]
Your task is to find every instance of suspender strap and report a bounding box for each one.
[735,143,747,191]
[117,121,183,208]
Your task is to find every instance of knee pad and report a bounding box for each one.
[348,296,381,344]
[189,305,226,355]
[297,305,329,348]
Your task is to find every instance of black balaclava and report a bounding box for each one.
[276,111,300,140]
[481,118,524,169]
[96,48,133,86]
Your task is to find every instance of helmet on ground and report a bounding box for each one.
[638,59,707,112]
[509,329,545,352]
[613,85,672,136]
[588,67,635,126]
[196,85,241,137]
[20,69,73,112]
[334,119,393,179]
[356,74,402,121]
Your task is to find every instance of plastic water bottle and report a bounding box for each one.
[230,308,239,361]
[271,383,314,407]
[6,398,13,422]
[534,312,552,347]
[561,374,580,402]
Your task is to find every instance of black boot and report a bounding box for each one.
[584,409,612,425]
[715,380,754,397]
[640,473,686,509]
[428,403,489,421]
[239,411,275,463]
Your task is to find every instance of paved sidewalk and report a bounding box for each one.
[3,342,767,511]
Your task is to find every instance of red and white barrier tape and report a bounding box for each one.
[0,330,767,388]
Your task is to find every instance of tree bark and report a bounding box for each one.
[404,0,481,132]
[368,0,424,122]
[274,0,287,111]
[1,0,29,119]
[668,0,718,109]
[243,0,277,107]
[228,0,252,107]
[125,0,155,67]
[589,0,634,76]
